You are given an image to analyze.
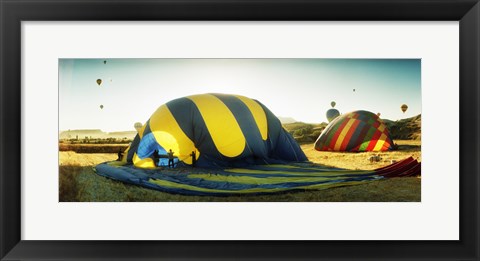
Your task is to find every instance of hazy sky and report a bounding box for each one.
[59,59,421,132]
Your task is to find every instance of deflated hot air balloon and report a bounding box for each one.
[326,108,340,122]
[122,93,307,168]
[401,104,408,113]
[96,79,102,86]
[315,110,394,152]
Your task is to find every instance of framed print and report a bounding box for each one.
[1,0,479,260]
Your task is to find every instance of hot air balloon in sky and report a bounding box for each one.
[401,104,408,113]
[330,101,336,108]
[100,105,104,109]
[134,122,143,132]
[96,79,102,86]
[326,108,340,122]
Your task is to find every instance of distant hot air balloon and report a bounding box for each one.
[96,79,102,86]
[100,105,104,109]
[330,101,336,108]
[134,122,143,133]
[326,108,340,122]
[104,60,107,64]
[353,89,356,92]
[377,112,381,117]
[401,104,408,113]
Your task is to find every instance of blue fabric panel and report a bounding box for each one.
[142,119,153,136]
[257,101,307,162]
[136,132,165,159]
[126,134,141,163]
[346,120,369,151]
[126,120,151,162]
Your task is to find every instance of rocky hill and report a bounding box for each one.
[283,122,328,143]
[384,114,421,140]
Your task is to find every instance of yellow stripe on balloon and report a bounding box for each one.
[234,95,268,140]
[225,168,370,176]
[188,94,245,158]
[373,133,387,151]
[149,104,199,165]
[377,123,385,133]
[188,173,347,185]
[334,118,355,151]
[148,177,376,194]
[133,153,156,168]
[149,178,289,194]
[138,123,147,139]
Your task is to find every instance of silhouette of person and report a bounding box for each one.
[153,150,160,167]
[190,151,196,167]
[117,149,124,161]
[167,149,175,168]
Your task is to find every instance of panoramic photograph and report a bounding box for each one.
[59,58,421,202]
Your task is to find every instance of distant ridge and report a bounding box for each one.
[60,114,421,142]
[59,129,137,140]
[278,116,296,124]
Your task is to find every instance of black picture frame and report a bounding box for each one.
[1,0,479,260]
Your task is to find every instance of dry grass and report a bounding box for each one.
[59,151,117,166]
[59,140,421,202]
[301,140,421,170]
[59,165,81,202]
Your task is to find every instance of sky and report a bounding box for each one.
[59,59,421,132]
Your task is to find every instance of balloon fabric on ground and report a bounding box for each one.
[94,157,420,196]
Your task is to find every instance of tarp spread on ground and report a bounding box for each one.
[315,110,394,152]
[123,93,307,168]
[94,157,421,196]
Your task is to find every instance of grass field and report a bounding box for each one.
[59,140,421,202]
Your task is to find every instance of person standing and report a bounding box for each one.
[190,151,196,167]
[167,149,175,168]
[152,150,160,167]
[117,149,124,161]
